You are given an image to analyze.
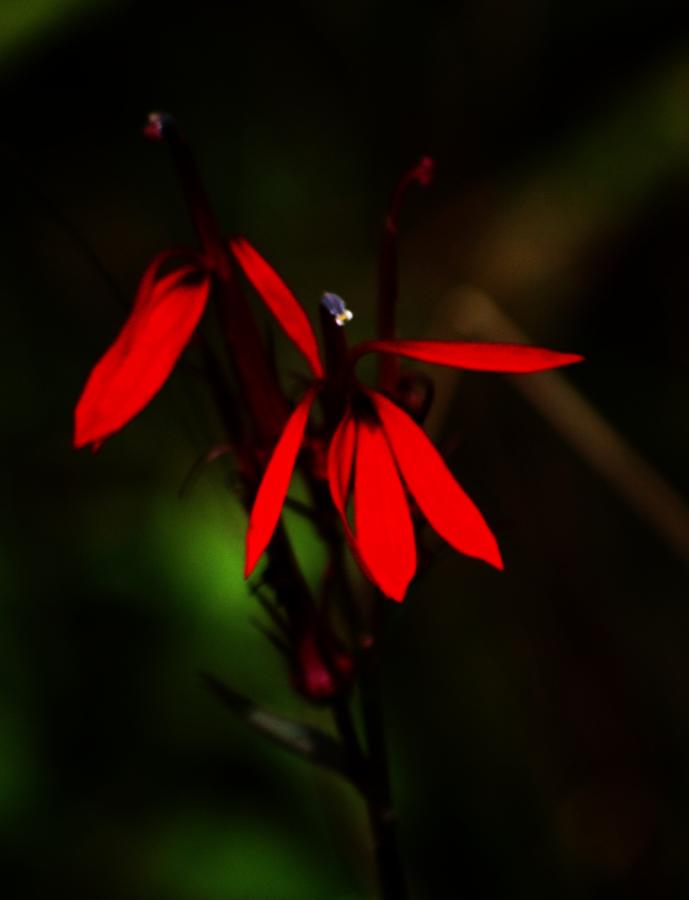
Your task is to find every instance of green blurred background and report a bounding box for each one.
[4,0,689,896]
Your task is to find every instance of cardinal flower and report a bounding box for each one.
[74,248,211,449]
[233,237,583,601]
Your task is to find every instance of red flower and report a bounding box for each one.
[233,237,583,601]
[74,249,211,449]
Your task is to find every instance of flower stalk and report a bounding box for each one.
[359,618,409,900]
[377,156,434,392]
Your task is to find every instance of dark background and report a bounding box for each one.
[4,1,689,897]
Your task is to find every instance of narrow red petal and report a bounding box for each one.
[353,417,416,602]
[326,413,380,591]
[368,390,503,570]
[229,237,324,379]
[245,389,317,577]
[327,410,357,520]
[355,339,583,372]
[131,246,196,310]
[74,259,210,449]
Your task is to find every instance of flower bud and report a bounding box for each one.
[292,631,354,702]
[143,111,176,141]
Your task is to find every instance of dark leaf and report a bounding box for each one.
[201,673,350,776]
[178,443,234,497]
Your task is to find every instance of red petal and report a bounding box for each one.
[368,390,503,570]
[327,413,379,590]
[245,389,317,577]
[74,255,209,449]
[327,410,357,520]
[229,237,324,379]
[353,416,416,602]
[355,339,583,372]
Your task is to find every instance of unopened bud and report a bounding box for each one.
[293,632,354,702]
[143,111,176,141]
[413,155,435,187]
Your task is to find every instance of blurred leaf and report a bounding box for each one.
[146,813,361,900]
[178,443,235,498]
[202,673,349,776]
[0,709,37,830]
[0,0,122,67]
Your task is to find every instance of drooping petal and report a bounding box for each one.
[355,339,583,372]
[245,389,317,577]
[368,390,503,571]
[229,237,324,379]
[353,416,416,602]
[74,256,210,449]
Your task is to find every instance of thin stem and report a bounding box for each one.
[330,606,409,900]
[377,155,434,392]
[359,625,408,900]
[331,697,367,785]
[194,335,250,457]
[146,112,288,443]
[319,303,352,429]
[377,216,400,392]
[146,112,314,630]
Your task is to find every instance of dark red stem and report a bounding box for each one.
[377,156,434,392]
[146,112,288,444]
[359,610,408,900]
[329,616,409,900]
[147,114,312,629]
[318,304,352,430]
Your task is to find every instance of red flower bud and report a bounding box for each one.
[292,632,354,702]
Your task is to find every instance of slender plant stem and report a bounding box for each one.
[359,636,408,900]
[331,697,367,783]
[330,620,409,900]
[149,112,288,442]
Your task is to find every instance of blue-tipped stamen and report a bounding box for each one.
[321,292,353,326]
